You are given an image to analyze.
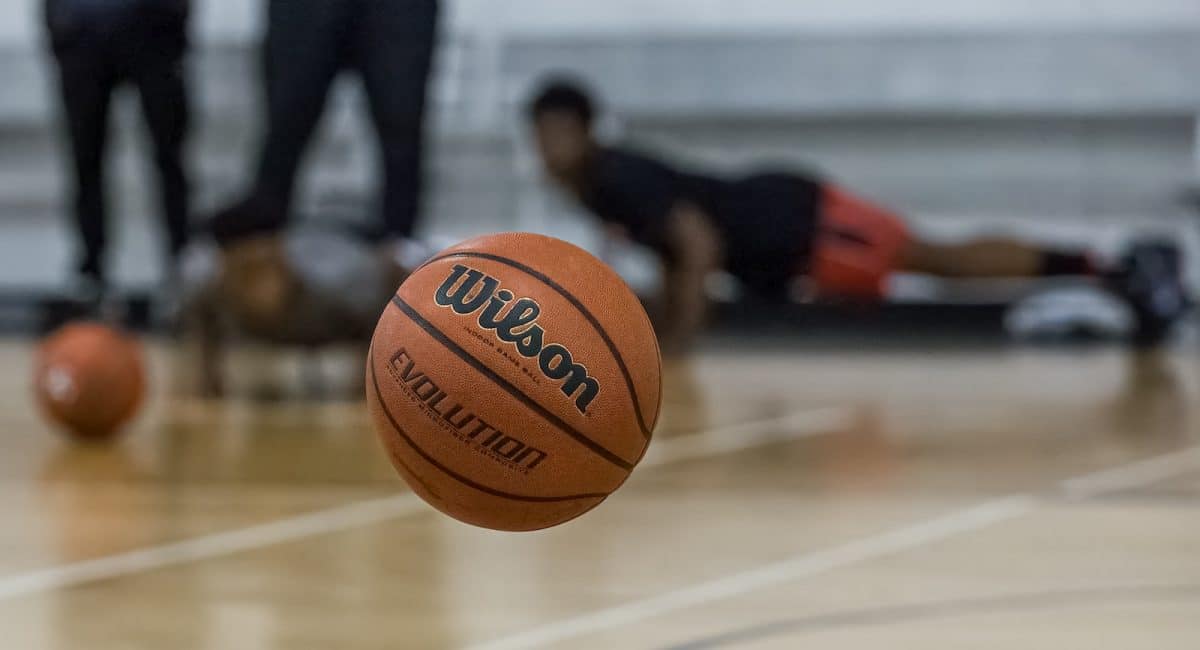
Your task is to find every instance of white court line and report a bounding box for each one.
[0,495,428,601]
[470,497,1037,650]
[642,406,850,467]
[469,446,1200,650]
[0,406,852,602]
[1061,446,1200,500]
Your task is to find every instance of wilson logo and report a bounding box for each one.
[434,264,600,413]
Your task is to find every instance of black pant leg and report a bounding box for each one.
[129,37,191,263]
[354,0,440,240]
[52,39,118,281]
[253,0,350,210]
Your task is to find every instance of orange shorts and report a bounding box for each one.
[809,185,911,299]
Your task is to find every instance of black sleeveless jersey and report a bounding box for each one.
[578,146,822,296]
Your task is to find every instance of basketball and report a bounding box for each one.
[366,233,661,531]
[34,322,146,443]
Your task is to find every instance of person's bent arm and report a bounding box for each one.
[659,202,723,356]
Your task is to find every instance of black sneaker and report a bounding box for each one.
[66,272,107,310]
[1110,240,1190,346]
[39,274,122,333]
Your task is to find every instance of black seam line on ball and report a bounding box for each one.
[390,295,636,472]
[370,354,612,502]
[426,250,654,441]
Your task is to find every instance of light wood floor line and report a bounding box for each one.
[468,445,1200,650]
[0,406,852,602]
[1061,446,1200,500]
[0,495,428,601]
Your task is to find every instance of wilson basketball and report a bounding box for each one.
[366,233,662,531]
[34,322,146,443]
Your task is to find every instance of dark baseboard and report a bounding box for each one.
[1,291,1139,349]
[0,289,1012,340]
[0,292,156,335]
[705,299,1014,348]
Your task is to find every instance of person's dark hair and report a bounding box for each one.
[526,77,596,127]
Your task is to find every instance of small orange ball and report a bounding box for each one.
[34,323,146,443]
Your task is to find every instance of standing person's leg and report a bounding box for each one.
[51,37,118,285]
[128,16,192,271]
[252,0,351,213]
[354,0,439,240]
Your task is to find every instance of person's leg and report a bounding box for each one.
[253,0,350,210]
[128,22,192,269]
[808,184,1186,344]
[353,0,439,240]
[810,185,1098,299]
[899,238,1095,279]
[52,38,117,284]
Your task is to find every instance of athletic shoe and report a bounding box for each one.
[1110,240,1190,346]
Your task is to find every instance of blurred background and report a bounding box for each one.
[1,4,1199,648]
[2,0,1199,316]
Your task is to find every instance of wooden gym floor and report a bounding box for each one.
[0,339,1197,649]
